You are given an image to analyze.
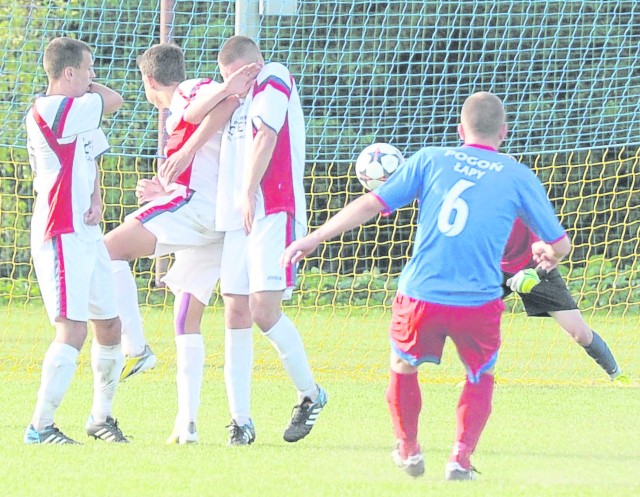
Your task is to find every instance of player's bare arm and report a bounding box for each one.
[183,63,260,124]
[281,193,385,266]
[89,82,124,114]
[242,121,277,235]
[161,95,240,185]
[84,164,103,225]
[532,236,572,271]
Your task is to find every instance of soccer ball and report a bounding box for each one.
[354,142,404,191]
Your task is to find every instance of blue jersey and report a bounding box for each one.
[374,144,566,306]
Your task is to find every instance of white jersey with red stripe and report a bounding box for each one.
[162,78,222,203]
[26,93,109,243]
[216,62,307,232]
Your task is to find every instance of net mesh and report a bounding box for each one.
[1,0,638,382]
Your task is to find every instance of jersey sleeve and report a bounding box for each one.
[516,170,566,243]
[249,62,292,133]
[89,129,110,158]
[56,93,104,138]
[374,148,426,214]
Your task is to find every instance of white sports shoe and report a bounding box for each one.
[391,445,425,478]
[166,421,198,445]
[120,345,157,382]
[445,461,478,481]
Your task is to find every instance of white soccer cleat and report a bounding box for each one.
[120,344,157,382]
[445,461,478,481]
[391,445,425,478]
[166,421,198,445]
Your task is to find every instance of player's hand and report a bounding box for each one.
[242,192,257,235]
[84,197,103,225]
[531,240,559,271]
[280,237,319,267]
[159,148,194,186]
[136,176,166,204]
[224,63,261,96]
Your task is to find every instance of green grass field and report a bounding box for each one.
[1,306,638,497]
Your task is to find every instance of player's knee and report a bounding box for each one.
[252,310,280,333]
[389,351,417,374]
[565,325,592,345]
[93,317,122,346]
[223,298,252,329]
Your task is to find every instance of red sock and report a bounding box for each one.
[450,374,494,468]
[386,370,421,457]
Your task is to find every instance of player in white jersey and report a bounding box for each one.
[102,43,259,443]
[201,35,327,444]
[24,37,128,444]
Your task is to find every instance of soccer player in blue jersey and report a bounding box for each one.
[281,92,571,480]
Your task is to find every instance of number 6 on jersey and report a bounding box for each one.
[437,179,475,237]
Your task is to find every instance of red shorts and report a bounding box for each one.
[389,293,504,383]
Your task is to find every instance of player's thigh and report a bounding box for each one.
[447,299,504,383]
[246,213,300,297]
[126,191,217,258]
[32,234,96,324]
[88,240,120,322]
[220,229,249,296]
[389,293,448,368]
[164,236,223,306]
[103,217,157,261]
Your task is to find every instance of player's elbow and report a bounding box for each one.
[183,108,204,125]
[104,94,124,114]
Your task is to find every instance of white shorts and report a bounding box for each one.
[127,189,218,257]
[32,233,119,324]
[161,237,223,305]
[220,212,305,298]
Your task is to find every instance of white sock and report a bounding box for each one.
[31,342,78,431]
[112,260,146,356]
[90,341,124,423]
[263,314,318,402]
[175,333,205,425]
[224,327,253,425]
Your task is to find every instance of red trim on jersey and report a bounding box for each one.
[52,236,68,319]
[32,104,77,240]
[285,213,295,288]
[164,117,197,188]
[54,98,74,138]
[259,114,295,216]
[177,78,212,103]
[254,75,292,100]
[371,192,393,217]
[464,144,498,152]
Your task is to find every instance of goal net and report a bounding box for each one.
[1,1,638,382]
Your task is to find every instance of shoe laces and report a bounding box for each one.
[226,422,241,438]
[104,417,128,441]
[47,424,73,442]
[226,421,250,441]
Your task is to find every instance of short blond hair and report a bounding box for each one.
[43,37,92,81]
[218,35,262,66]
[137,43,186,86]
[461,92,506,137]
